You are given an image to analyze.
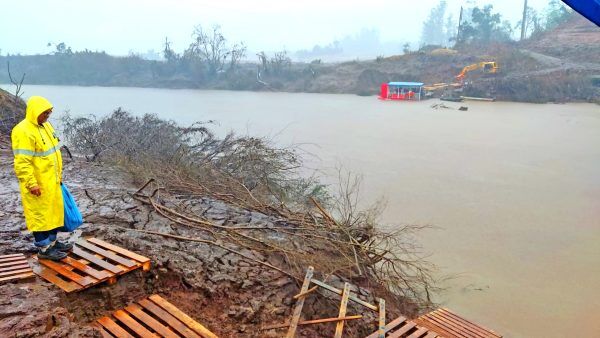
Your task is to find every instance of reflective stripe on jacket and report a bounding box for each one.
[11,96,64,232]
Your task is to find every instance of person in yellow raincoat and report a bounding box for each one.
[12,96,72,261]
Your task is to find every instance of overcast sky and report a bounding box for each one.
[1,0,556,56]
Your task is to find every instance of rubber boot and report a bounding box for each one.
[38,246,68,261]
[51,240,73,252]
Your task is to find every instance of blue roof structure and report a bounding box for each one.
[388,82,424,87]
[562,0,600,26]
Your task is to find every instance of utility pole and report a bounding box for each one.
[520,0,528,40]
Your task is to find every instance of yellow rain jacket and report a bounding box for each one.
[11,96,64,232]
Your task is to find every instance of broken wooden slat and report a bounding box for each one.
[76,240,137,268]
[286,265,314,338]
[97,317,135,338]
[125,303,180,338]
[149,295,217,338]
[138,298,203,338]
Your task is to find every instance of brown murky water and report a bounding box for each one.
[5,85,599,337]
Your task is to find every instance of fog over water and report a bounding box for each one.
[4,84,598,338]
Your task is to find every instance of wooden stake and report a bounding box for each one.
[334,282,351,338]
[378,298,386,338]
[286,266,314,338]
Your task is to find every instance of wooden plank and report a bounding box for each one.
[438,308,501,337]
[0,272,35,283]
[97,316,135,338]
[311,278,378,311]
[76,240,136,268]
[423,332,438,338]
[378,298,386,338]
[0,268,33,277]
[72,247,124,274]
[33,266,80,292]
[334,282,351,338]
[125,303,179,338]
[149,294,217,338]
[387,321,417,338]
[286,266,314,338]
[61,256,111,280]
[98,327,113,338]
[422,312,477,338]
[0,256,26,263]
[263,316,363,330]
[0,254,26,259]
[138,299,202,338]
[38,258,96,287]
[86,237,150,263]
[113,309,158,337]
[365,316,407,338]
[0,264,30,273]
[407,327,429,338]
[0,261,28,267]
[427,310,490,338]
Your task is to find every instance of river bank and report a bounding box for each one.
[2,83,599,337]
[2,17,598,104]
[0,89,437,337]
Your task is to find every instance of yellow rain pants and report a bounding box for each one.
[11,96,64,232]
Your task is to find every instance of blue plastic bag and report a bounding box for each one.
[61,183,83,232]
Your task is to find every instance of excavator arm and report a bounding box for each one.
[455,62,498,81]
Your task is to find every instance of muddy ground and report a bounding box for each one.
[0,145,391,337]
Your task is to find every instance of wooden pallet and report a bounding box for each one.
[34,237,150,293]
[95,294,218,338]
[0,253,35,284]
[414,308,502,338]
[365,316,440,338]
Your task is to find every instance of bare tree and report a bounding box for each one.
[7,62,25,103]
[228,42,246,72]
[270,50,291,75]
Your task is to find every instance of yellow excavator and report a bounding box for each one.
[455,62,499,82]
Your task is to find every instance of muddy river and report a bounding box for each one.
[3,85,599,337]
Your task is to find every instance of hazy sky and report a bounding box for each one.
[1,0,556,56]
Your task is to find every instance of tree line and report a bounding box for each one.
[420,0,574,47]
